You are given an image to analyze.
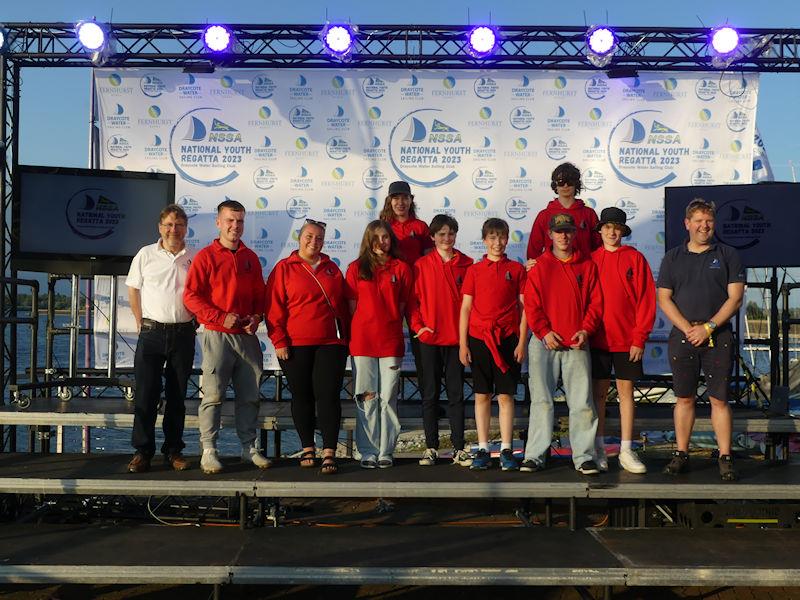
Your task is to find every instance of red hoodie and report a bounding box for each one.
[183,239,265,334]
[524,249,603,344]
[409,250,473,346]
[462,255,526,372]
[265,251,348,349]
[345,257,413,357]
[527,199,601,259]
[590,245,656,351]
[389,218,433,265]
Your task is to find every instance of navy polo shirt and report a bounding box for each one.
[656,242,745,325]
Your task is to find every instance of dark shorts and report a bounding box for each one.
[468,335,521,396]
[668,328,733,401]
[591,348,644,381]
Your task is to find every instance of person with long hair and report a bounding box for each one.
[345,220,413,468]
[265,219,349,475]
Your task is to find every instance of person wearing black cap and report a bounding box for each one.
[521,213,603,475]
[657,199,745,481]
[590,207,655,474]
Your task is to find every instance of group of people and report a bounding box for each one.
[126,162,745,481]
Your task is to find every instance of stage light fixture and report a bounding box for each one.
[466,25,499,59]
[320,23,357,61]
[203,24,234,53]
[586,25,617,68]
[75,20,107,52]
[711,26,740,55]
[0,28,6,52]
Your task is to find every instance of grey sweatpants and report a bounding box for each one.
[199,330,263,450]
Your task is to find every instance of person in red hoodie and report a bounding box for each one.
[526,162,601,264]
[265,219,349,475]
[522,213,603,475]
[183,199,270,475]
[380,180,433,394]
[590,207,655,474]
[409,214,474,467]
[345,220,413,469]
[459,218,527,472]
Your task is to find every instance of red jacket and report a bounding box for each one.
[590,245,656,351]
[462,256,526,372]
[345,257,413,358]
[409,250,473,346]
[265,251,348,349]
[183,239,265,334]
[390,218,433,265]
[524,249,603,344]
[527,199,601,259]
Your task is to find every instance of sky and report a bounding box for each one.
[3,0,799,179]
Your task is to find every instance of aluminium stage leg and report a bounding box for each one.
[239,493,247,530]
[213,583,221,600]
[545,498,552,527]
[569,497,577,531]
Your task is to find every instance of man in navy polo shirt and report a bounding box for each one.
[657,198,745,481]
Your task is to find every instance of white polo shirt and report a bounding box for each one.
[125,240,196,324]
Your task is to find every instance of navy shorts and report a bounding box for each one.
[468,335,521,396]
[591,348,644,381]
[668,328,733,401]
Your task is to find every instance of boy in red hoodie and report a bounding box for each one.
[526,162,601,263]
[522,213,603,475]
[590,207,655,474]
[459,218,527,471]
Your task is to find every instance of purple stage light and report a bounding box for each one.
[711,26,740,55]
[320,23,356,60]
[75,21,107,52]
[466,26,499,59]
[587,26,616,55]
[203,25,233,52]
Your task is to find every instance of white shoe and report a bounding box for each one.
[452,449,473,467]
[242,446,272,470]
[201,448,223,474]
[618,449,647,474]
[595,445,609,472]
[418,448,438,466]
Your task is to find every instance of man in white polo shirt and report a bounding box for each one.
[126,204,197,473]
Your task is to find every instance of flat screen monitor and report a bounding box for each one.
[12,166,175,275]
[664,182,800,268]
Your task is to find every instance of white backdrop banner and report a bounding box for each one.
[94,68,759,373]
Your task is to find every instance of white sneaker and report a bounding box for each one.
[595,445,609,472]
[242,446,272,470]
[452,449,473,467]
[418,448,438,466]
[201,448,223,474]
[618,449,647,474]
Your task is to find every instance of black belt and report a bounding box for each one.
[141,318,196,331]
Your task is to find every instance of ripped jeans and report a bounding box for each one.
[352,355,402,461]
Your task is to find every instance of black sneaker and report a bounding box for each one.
[663,450,690,475]
[520,459,544,473]
[718,454,738,481]
[576,460,600,475]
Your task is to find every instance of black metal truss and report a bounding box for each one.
[0,23,799,71]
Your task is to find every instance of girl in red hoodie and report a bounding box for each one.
[590,207,655,474]
[345,221,413,469]
[265,219,349,475]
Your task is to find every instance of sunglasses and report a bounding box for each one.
[554,178,578,186]
[305,218,327,229]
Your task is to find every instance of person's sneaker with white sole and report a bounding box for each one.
[242,446,273,470]
[452,449,473,467]
[201,448,223,474]
[418,448,438,466]
[618,449,647,474]
[576,460,600,475]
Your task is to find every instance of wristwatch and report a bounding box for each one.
[706,320,717,330]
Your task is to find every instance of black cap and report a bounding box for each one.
[549,213,577,232]
[387,180,412,196]
[595,206,632,237]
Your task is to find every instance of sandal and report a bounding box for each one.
[299,450,316,468]
[320,456,338,475]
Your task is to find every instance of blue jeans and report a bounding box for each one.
[524,337,597,468]
[352,355,402,461]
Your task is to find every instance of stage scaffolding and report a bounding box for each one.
[1,23,800,409]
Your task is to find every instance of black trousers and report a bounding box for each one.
[131,323,196,457]
[418,342,465,450]
[279,344,348,450]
